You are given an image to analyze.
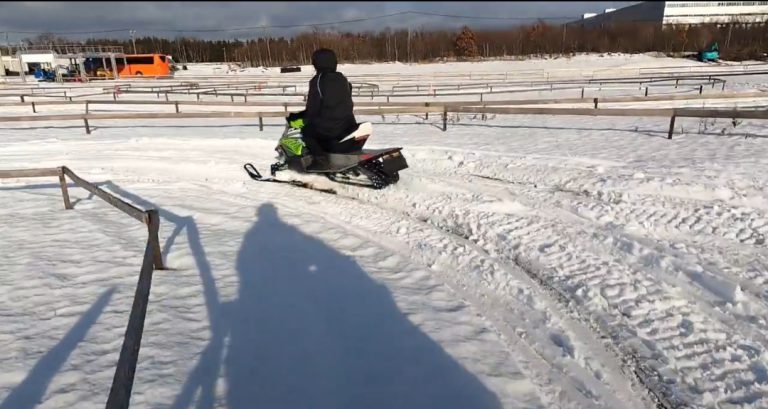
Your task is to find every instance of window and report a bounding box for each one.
[126,56,154,65]
[159,55,166,63]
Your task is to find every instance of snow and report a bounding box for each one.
[1,53,768,409]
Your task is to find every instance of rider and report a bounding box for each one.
[287,48,357,170]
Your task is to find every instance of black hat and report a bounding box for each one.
[312,48,337,73]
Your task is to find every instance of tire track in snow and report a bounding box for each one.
[453,172,768,334]
[350,171,768,409]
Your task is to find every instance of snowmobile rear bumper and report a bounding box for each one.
[381,150,408,175]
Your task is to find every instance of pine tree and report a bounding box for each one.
[454,26,480,59]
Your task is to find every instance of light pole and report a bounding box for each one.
[129,30,137,54]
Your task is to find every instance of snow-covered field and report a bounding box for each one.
[2,54,768,409]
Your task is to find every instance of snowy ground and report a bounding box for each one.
[1,54,768,409]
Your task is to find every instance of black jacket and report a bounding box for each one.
[302,49,357,141]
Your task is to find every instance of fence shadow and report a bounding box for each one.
[0,288,115,409]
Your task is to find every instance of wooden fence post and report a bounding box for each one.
[84,119,91,135]
[442,107,448,132]
[699,85,703,95]
[58,167,72,210]
[146,209,165,270]
[593,98,599,109]
[85,102,90,114]
[667,115,676,140]
[31,102,36,113]
[174,102,179,114]
[581,88,585,98]
[165,92,169,102]
[20,95,25,103]
[645,87,649,97]
[259,116,263,131]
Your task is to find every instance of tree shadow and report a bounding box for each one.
[0,287,115,409]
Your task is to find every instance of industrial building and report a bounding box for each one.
[570,1,768,27]
[2,44,128,82]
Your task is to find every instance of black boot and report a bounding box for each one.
[307,155,330,172]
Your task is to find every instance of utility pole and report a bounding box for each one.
[129,30,137,54]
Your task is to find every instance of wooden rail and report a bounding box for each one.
[0,166,166,409]
[1,104,766,137]
[1,90,765,114]
[105,232,156,409]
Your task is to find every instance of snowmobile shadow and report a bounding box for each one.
[222,203,501,409]
[0,288,115,409]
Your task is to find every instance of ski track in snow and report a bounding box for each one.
[2,55,768,409]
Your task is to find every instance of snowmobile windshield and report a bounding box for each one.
[312,49,337,73]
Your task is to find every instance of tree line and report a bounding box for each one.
[16,21,768,66]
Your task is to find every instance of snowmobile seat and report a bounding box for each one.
[327,122,373,154]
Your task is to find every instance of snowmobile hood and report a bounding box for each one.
[312,48,337,73]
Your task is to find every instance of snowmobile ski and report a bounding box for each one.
[243,163,337,195]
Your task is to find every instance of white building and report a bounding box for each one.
[570,1,768,27]
[1,55,22,74]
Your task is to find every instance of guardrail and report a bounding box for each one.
[0,166,165,409]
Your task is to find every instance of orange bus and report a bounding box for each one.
[117,54,175,77]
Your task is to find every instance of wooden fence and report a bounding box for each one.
[0,166,165,409]
[1,90,765,114]
[1,103,767,139]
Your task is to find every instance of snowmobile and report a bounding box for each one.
[244,118,408,190]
